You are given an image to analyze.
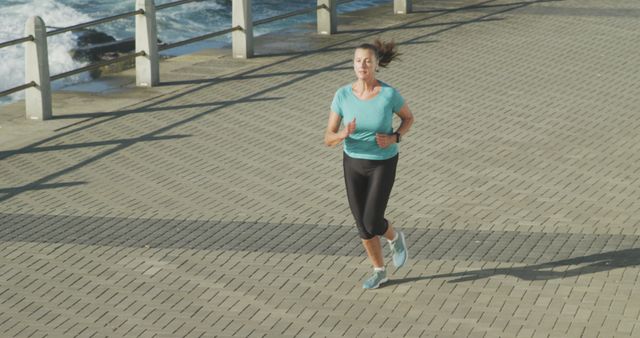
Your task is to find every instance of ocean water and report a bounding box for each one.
[0,0,389,105]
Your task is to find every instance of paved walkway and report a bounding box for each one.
[1,0,640,337]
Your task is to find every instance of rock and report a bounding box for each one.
[72,37,136,63]
[70,28,165,78]
[72,29,165,63]
[74,29,116,47]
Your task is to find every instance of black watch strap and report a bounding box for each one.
[395,132,401,143]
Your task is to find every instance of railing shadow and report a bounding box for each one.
[252,0,502,59]
[410,0,564,14]
[337,17,504,35]
[0,134,190,156]
[158,67,353,86]
[1,0,557,202]
[0,134,192,203]
[0,213,363,258]
[0,181,88,195]
[382,248,640,287]
[50,97,283,120]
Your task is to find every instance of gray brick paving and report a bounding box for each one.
[1,0,640,336]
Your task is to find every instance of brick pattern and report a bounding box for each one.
[1,233,639,337]
[1,1,640,236]
[2,212,639,266]
[1,0,640,336]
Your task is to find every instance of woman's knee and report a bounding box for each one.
[357,225,375,240]
[363,215,388,237]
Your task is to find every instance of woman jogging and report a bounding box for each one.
[324,39,415,289]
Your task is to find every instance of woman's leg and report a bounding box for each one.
[362,155,398,238]
[345,154,401,288]
[387,220,408,268]
[361,155,407,270]
[361,236,389,289]
[384,222,396,241]
[361,222,396,268]
[361,237,384,268]
[343,154,372,239]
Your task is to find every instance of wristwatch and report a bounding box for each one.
[394,132,401,143]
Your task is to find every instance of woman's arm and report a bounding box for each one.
[394,102,414,137]
[324,111,355,147]
[376,102,414,148]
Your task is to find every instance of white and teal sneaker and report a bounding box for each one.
[362,269,388,289]
[389,231,408,268]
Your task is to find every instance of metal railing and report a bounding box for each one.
[0,36,34,49]
[48,10,146,37]
[0,0,413,120]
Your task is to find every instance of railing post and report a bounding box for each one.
[317,0,337,35]
[135,0,159,86]
[232,0,253,58]
[24,16,52,121]
[394,0,412,14]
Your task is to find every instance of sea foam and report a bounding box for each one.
[0,0,94,103]
[1,0,387,106]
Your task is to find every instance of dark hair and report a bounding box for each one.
[357,38,400,68]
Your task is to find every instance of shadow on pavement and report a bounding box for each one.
[0,0,567,204]
[386,248,640,286]
[410,0,564,14]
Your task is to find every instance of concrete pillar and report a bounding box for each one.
[232,0,253,58]
[135,0,159,86]
[25,16,52,121]
[394,0,412,14]
[317,0,337,35]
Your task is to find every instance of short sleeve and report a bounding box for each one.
[331,89,343,117]
[392,88,405,113]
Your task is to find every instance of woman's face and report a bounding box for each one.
[353,48,377,81]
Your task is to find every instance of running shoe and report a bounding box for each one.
[362,270,388,289]
[389,231,408,268]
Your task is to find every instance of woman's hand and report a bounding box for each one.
[325,112,355,147]
[340,118,356,139]
[375,133,396,148]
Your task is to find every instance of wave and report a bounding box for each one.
[0,0,94,103]
[1,0,389,105]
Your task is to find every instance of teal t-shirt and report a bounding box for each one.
[331,81,405,160]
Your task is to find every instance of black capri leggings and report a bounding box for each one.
[343,152,398,239]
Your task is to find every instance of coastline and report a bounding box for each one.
[0,1,407,150]
[0,0,394,107]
